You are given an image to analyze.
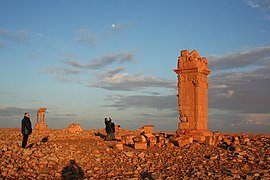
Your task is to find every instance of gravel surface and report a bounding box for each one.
[0,128,269,179]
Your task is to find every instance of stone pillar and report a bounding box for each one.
[174,50,211,136]
[36,107,48,130]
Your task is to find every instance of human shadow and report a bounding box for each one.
[41,136,49,143]
[217,142,236,151]
[61,160,84,180]
[25,136,50,149]
[94,132,106,140]
[140,170,154,180]
[26,143,35,149]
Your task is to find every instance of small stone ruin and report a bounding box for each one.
[65,123,83,133]
[35,107,48,130]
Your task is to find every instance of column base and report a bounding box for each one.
[35,123,48,130]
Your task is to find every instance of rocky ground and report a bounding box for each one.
[0,128,269,179]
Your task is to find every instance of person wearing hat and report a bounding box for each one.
[21,112,32,148]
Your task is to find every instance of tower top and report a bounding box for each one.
[175,49,210,75]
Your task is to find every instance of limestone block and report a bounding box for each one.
[121,136,126,144]
[155,142,162,148]
[181,50,189,57]
[114,143,124,150]
[134,142,147,150]
[121,135,135,145]
[159,139,165,146]
[241,134,250,145]
[144,133,155,139]
[193,135,205,142]
[242,137,250,145]
[205,136,214,146]
[148,136,157,147]
[177,136,192,147]
[149,142,156,148]
[133,135,147,143]
[189,136,193,144]
[233,136,240,145]
[178,122,190,130]
[142,125,154,134]
[167,142,175,147]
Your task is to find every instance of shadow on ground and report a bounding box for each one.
[27,136,50,148]
[94,132,106,140]
[61,159,84,180]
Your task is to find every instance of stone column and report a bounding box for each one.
[36,107,48,130]
[174,50,211,136]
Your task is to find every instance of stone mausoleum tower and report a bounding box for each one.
[174,50,211,136]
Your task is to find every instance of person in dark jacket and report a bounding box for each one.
[21,112,32,148]
[109,117,115,140]
[104,118,111,141]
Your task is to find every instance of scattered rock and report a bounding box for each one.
[0,128,269,179]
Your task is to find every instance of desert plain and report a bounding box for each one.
[0,126,269,179]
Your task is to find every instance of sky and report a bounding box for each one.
[0,0,270,133]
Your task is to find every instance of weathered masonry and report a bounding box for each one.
[174,50,211,136]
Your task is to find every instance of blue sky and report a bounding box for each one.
[0,0,270,133]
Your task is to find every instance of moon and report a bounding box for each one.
[111,23,116,28]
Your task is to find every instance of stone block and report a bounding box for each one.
[148,136,157,147]
[121,135,135,145]
[242,137,250,145]
[144,133,155,139]
[149,142,156,148]
[133,135,147,143]
[193,135,205,142]
[167,142,175,147]
[178,122,190,130]
[142,125,154,134]
[148,136,157,142]
[155,142,162,148]
[134,142,147,150]
[205,136,214,146]
[181,50,189,57]
[178,136,192,147]
[121,136,126,144]
[233,136,240,145]
[159,139,165,146]
[114,143,123,150]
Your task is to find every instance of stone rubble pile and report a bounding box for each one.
[0,128,269,179]
[65,123,83,133]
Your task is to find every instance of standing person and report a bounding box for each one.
[104,118,111,141]
[110,119,115,141]
[21,112,32,148]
